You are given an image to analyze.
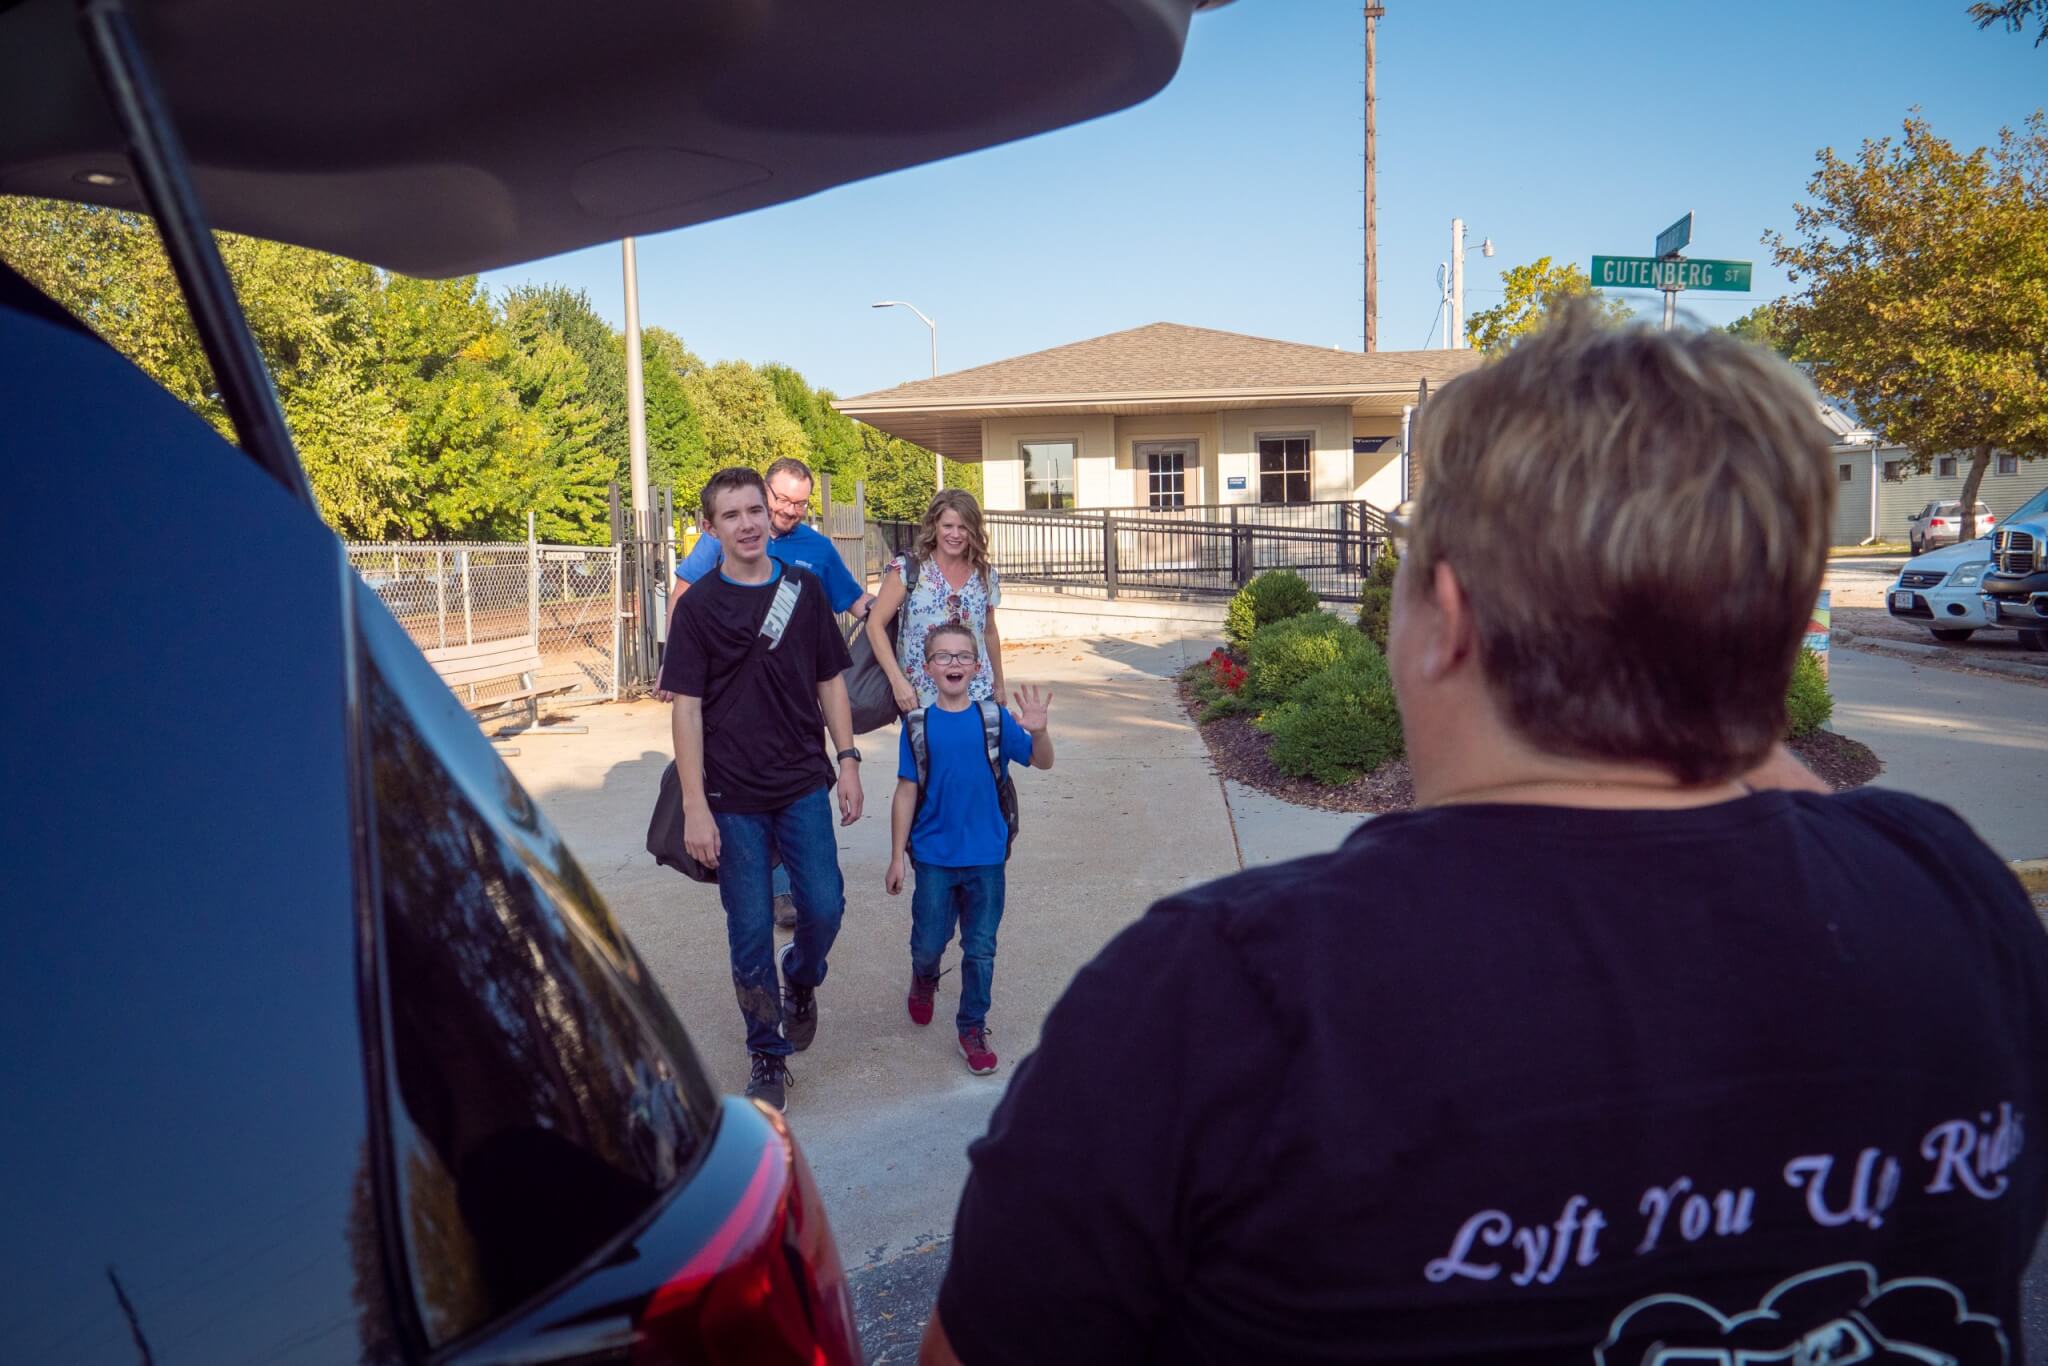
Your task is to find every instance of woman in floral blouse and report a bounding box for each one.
[867,489,1004,712]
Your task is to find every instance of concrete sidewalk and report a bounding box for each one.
[503,633,1234,1290]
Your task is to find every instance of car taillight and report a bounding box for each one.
[1931,518,1948,527]
[635,1106,860,1366]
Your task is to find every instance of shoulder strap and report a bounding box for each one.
[904,554,921,590]
[906,708,931,789]
[753,572,801,656]
[976,699,1003,779]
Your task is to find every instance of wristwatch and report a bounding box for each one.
[836,747,862,764]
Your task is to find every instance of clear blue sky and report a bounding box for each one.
[480,0,2043,400]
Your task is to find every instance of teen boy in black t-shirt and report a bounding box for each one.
[923,307,2048,1364]
[661,467,860,1112]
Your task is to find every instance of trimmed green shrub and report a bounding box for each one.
[1355,546,1400,650]
[1784,648,1833,739]
[1245,611,1374,705]
[1225,569,1320,649]
[1258,650,1405,784]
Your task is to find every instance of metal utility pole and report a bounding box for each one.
[872,299,943,490]
[1363,3,1384,351]
[621,237,651,532]
[621,237,656,685]
[1450,218,1466,350]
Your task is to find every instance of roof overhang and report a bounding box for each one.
[836,383,1434,461]
[0,0,1207,277]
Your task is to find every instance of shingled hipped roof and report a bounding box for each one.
[834,322,1484,461]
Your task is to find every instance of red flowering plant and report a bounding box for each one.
[1209,649,1247,694]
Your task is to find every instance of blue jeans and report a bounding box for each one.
[909,861,1006,1031]
[714,786,845,1056]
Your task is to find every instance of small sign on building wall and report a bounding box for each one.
[1227,475,1247,491]
[1353,436,1391,454]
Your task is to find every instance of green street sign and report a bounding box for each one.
[1591,255,1753,292]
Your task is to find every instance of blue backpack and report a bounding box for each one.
[904,700,1021,861]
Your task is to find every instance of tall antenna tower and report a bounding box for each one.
[1363,3,1385,351]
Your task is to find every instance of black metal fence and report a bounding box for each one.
[872,500,1388,603]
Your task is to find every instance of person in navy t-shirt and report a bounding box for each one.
[886,621,1054,1077]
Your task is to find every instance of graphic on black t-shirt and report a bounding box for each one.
[1597,1262,2007,1364]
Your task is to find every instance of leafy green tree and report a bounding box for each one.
[1723,303,1802,359]
[641,326,708,522]
[763,362,862,490]
[1970,0,2047,45]
[0,199,214,415]
[1768,112,2048,538]
[673,360,808,513]
[501,305,612,542]
[1465,256,1633,354]
[504,284,630,487]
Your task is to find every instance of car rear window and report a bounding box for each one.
[355,586,715,1348]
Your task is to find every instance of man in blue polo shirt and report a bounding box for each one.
[665,456,873,926]
[667,456,871,622]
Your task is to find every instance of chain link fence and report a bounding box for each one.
[348,540,620,704]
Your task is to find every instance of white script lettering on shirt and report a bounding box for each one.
[1421,1100,2025,1288]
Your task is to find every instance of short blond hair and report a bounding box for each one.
[1405,301,1832,783]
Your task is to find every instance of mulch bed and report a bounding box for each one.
[1786,728,1884,791]
[1179,675,1882,814]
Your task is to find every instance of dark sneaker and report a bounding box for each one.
[907,972,938,1027]
[958,1026,997,1076]
[778,943,817,1052]
[746,1052,792,1111]
[773,893,797,929]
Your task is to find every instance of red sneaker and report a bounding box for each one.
[958,1026,997,1075]
[907,973,938,1027]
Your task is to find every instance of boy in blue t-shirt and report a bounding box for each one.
[886,622,1055,1075]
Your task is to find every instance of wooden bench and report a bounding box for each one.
[424,634,587,751]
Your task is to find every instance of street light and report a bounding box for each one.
[872,300,942,491]
[1448,218,1494,350]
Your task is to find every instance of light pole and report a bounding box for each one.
[1449,218,1494,350]
[872,300,942,491]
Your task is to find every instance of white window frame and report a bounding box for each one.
[1255,431,1315,505]
[1135,439,1195,511]
[1020,437,1078,511]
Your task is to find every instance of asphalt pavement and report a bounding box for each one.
[1830,644,2048,861]
[504,632,1235,1362]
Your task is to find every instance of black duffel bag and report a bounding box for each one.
[646,761,783,885]
[843,555,921,734]
[646,760,716,883]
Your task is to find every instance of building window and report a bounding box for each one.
[1258,435,1312,504]
[1882,460,1905,483]
[1145,449,1187,511]
[1021,440,1076,510]
[1838,464,1853,483]
[1937,456,1958,478]
[1998,453,2019,476]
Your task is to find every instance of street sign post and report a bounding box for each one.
[1596,215,1753,330]
[1655,211,1693,260]
[1590,256,1753,292]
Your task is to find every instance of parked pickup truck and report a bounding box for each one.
[1981,486,2048,652]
